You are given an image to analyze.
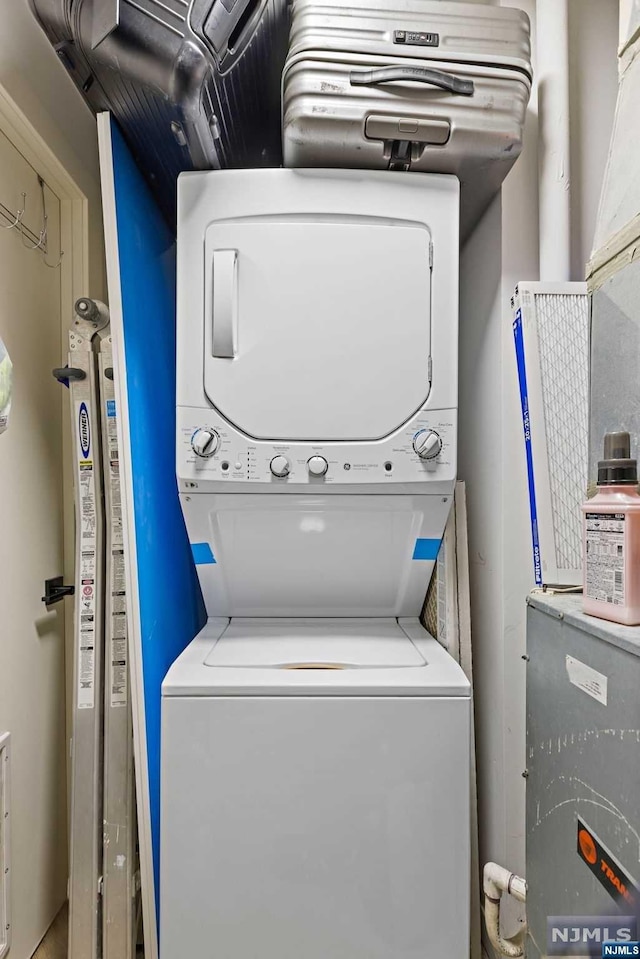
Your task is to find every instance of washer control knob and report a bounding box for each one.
[307,455,329,477]
[191,428,219,458]
[270,455,290,478]
[413,429,442,460]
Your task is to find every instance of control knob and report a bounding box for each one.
[307,455,329,477]
[191,428,219,458]
[270,455,290,478]
[413,430,442,460]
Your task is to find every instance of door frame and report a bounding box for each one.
[0,80,92,623]
[0,80,94,906]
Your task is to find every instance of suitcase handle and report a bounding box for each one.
[349,67,474,97]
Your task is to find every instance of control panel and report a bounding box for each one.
[178,406,456,489]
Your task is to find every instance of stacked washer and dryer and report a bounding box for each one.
[162,169,469,958]
[161,5,532,958]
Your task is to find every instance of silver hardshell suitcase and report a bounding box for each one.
[30,0,290,222]
[282,0,532,239]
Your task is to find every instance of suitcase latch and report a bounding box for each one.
[364,115,451,172]
[389,140,412,172]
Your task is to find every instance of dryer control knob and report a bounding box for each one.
[413,430,442,460]
[191,428,219,458]
[270,455,290,478]
[307,455,329,477]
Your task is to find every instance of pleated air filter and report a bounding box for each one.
[512,282,590,587]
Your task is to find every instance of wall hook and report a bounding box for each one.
[42,576,75,605]
[20,210,47,252]
[0,192,26,231]
[42,246,65,270]
[3,180,64,267]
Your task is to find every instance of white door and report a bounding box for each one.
[0,127,67,957]
[203,215,433,441]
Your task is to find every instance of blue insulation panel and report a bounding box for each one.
[109,118,207,922]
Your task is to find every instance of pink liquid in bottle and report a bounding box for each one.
[583,431,640,626]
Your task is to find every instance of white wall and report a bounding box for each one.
[620,0,640,44]
[0,149,67,958]
[459,1,620,948]
[568,0,620,273]
[0,0,104,296]
[459,192,505,867]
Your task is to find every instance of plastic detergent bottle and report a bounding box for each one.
[583,431,640,625]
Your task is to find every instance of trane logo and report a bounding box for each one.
[78,402,90,459]
[576,821,639,911]
[601,858,635,903]
[546,917,637,957]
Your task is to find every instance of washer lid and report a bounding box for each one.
[203,215,432,441]
[204,619,426,669]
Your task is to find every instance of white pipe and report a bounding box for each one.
[537,0,572,281]
[483,862,527,958]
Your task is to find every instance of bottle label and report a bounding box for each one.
[585,512,625,605]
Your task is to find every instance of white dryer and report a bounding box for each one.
[162,169,471,958]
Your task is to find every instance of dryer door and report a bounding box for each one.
[203,215,432,441]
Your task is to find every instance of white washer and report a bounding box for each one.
[162,169,470,957]
[162,619,471,959]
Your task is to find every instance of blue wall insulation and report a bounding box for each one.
[108,117,207,922]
